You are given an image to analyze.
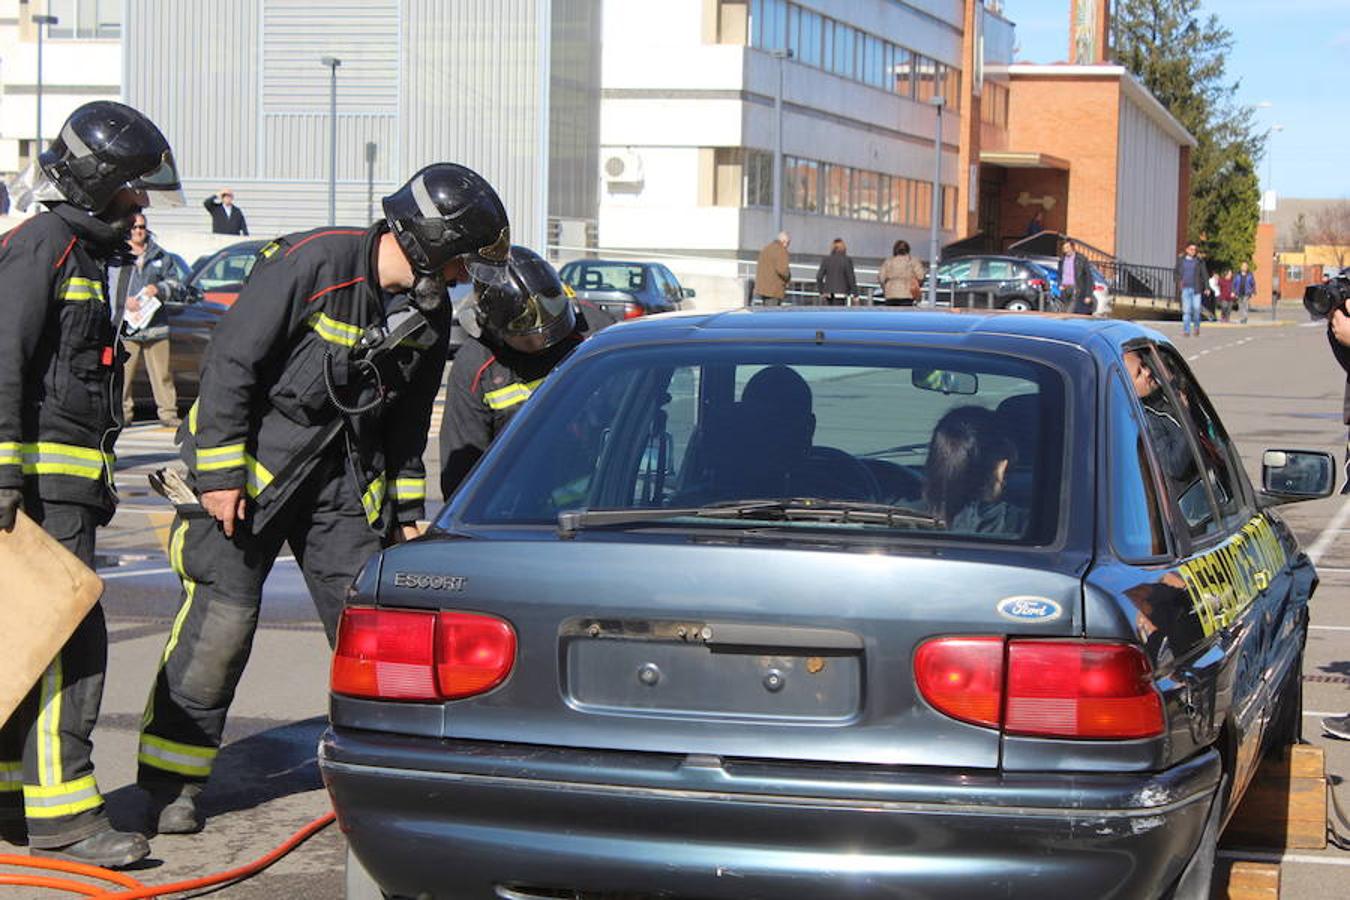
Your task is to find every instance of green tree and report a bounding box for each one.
[1112,0,1264,270]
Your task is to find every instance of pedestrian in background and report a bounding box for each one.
[1058,238,1092,315]
[816,238,856,306]
[116,214,182,427]
[877,239,925,307]
[1175,242,1209,337]
[1234,261,1256,324]
[1216,269,1235,323]
[203,188,248,235]
[753,231,791,306]
[1321,301,1350,740]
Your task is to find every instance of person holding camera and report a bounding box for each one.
[1322,303,1350,740]
[135,164,511,835]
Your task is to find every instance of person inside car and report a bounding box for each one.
[711,365,876,501]
[1124,349,1195,483]
[922,405,1026,536]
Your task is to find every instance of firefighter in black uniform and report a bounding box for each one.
[0,101,183,867]
[440,246,610,498]
[137,164,510,835]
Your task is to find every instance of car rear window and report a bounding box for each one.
[561,263,647,293]
[455,343,1067,544]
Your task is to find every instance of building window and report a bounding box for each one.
[913,181,932,228]
[824,164,852,217]
[45,0,121,39]
[744,149,774,208]
[785,156,820,212]
[854,170,880,221]
[942,186,957,230]
[981,81,1010,128]
[893,48,914,99]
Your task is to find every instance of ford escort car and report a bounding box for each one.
[320,309,1330,900]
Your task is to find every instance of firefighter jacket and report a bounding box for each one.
[0,205,127,520]
[182,224,450,533]
[440,325,585,498]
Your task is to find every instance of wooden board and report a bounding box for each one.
[0,510,103,727]
[1212,860,1280,900]
[1223,745,1327,850]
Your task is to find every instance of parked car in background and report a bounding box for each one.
[186,239,268,307]
[323,309,1328,900]
[558,259,693,319]
[924,255,1051,311]
[127,240,265,415]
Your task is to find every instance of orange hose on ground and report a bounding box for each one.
[0,874,105,896]
[0,810,335,898]
[98,811,335,900]
[0,852,145,888]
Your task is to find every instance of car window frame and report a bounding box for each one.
[1120,340,1227,556]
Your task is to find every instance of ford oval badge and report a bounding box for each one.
[996,596,1062,623]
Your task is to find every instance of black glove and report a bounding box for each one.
[0,488,21,532]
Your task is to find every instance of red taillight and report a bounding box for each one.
[623,302,644,320]
[435,612,517,699]
[1005,641,1163,739]
[332,608,516,702]
[1028,278,1046,290]
[914,637,1164,740]
[913,637,1004,728]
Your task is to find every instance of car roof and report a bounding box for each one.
[585,307,1163,354]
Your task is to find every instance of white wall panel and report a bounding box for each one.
[262,0,400,112]
[1115,94,1180,269]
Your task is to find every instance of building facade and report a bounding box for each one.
[0,0,121,177]
[597,0,991,281]
[119,0,600,247]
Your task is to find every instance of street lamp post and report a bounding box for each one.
[1263,124,1284,224]
[926,95,946,308]
[320,56,342,226]
[33,14,59,156]
[769,48,793,238]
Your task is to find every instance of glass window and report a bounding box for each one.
[941,260,974,281]
[893,47,914,98]
[835,24,854,78]
[785,157,819,212]
[193,248,259,291]
[798,9,821,67]
[560,263,647,293]
[824,164,851,217]
[46,0,120,39]
[822,18,834,72]
[946,67,962,111]
[1108,371,1170,560]
[913,181,932,227]
[458,343,1067,548]
[854,170,879,221]
[983,259,1014,280]
[878,175,895,225]
[750,0,764,47]
[915,55,937,103]
[744,150,773,208]
[787,4,800,55]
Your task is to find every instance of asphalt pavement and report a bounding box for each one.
[3,308,1350,898]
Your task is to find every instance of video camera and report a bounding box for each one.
[1304,273,1350,318]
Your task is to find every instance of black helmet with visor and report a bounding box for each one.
[35,101,183,214]
[475,246,576,353]
[383,163,510,282]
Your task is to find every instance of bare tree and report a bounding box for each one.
[1310,200,1350,271]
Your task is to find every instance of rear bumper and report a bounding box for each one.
[320,729,1221,900]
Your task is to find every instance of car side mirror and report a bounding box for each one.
[681,287,697,299]
[1259,449,1336,506]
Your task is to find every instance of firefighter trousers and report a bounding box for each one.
[137,451,382,789]
[0,499,111,848]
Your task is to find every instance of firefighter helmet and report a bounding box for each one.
[37,101,183,213]
[382,163,510,282]
[475,246,576,353]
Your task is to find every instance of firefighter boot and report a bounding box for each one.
[147,782,202,835]
[32,828,150,869]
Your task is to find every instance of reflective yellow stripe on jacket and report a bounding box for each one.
[3,442,113,480]
[392,477,425,503]
[245,454,274,498]
[308,312,362,348]
[484,377,546,412]
[0,760,21,793]
[361,474,387,525]
[57,277,105,303]
[195,442,246,472]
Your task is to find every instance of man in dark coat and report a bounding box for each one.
[202,188,248,235]
[1058,239,1093,315]
[815,238,857,306]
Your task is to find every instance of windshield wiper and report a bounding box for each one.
[557,499,941,537]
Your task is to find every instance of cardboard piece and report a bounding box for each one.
[0,510,104,727]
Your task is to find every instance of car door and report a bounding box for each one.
[940,259,975,307]
[979,258,1017,309]
[1088,342,1290,801]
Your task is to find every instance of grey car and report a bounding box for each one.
[321,309,1329,899]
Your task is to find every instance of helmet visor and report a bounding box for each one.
[467,258,511,289]
[129,150,185,208]
[506,290,572,336]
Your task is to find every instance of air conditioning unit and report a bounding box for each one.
[601,149,644,185]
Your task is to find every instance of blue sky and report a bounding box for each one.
[1009,0,1350,200]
